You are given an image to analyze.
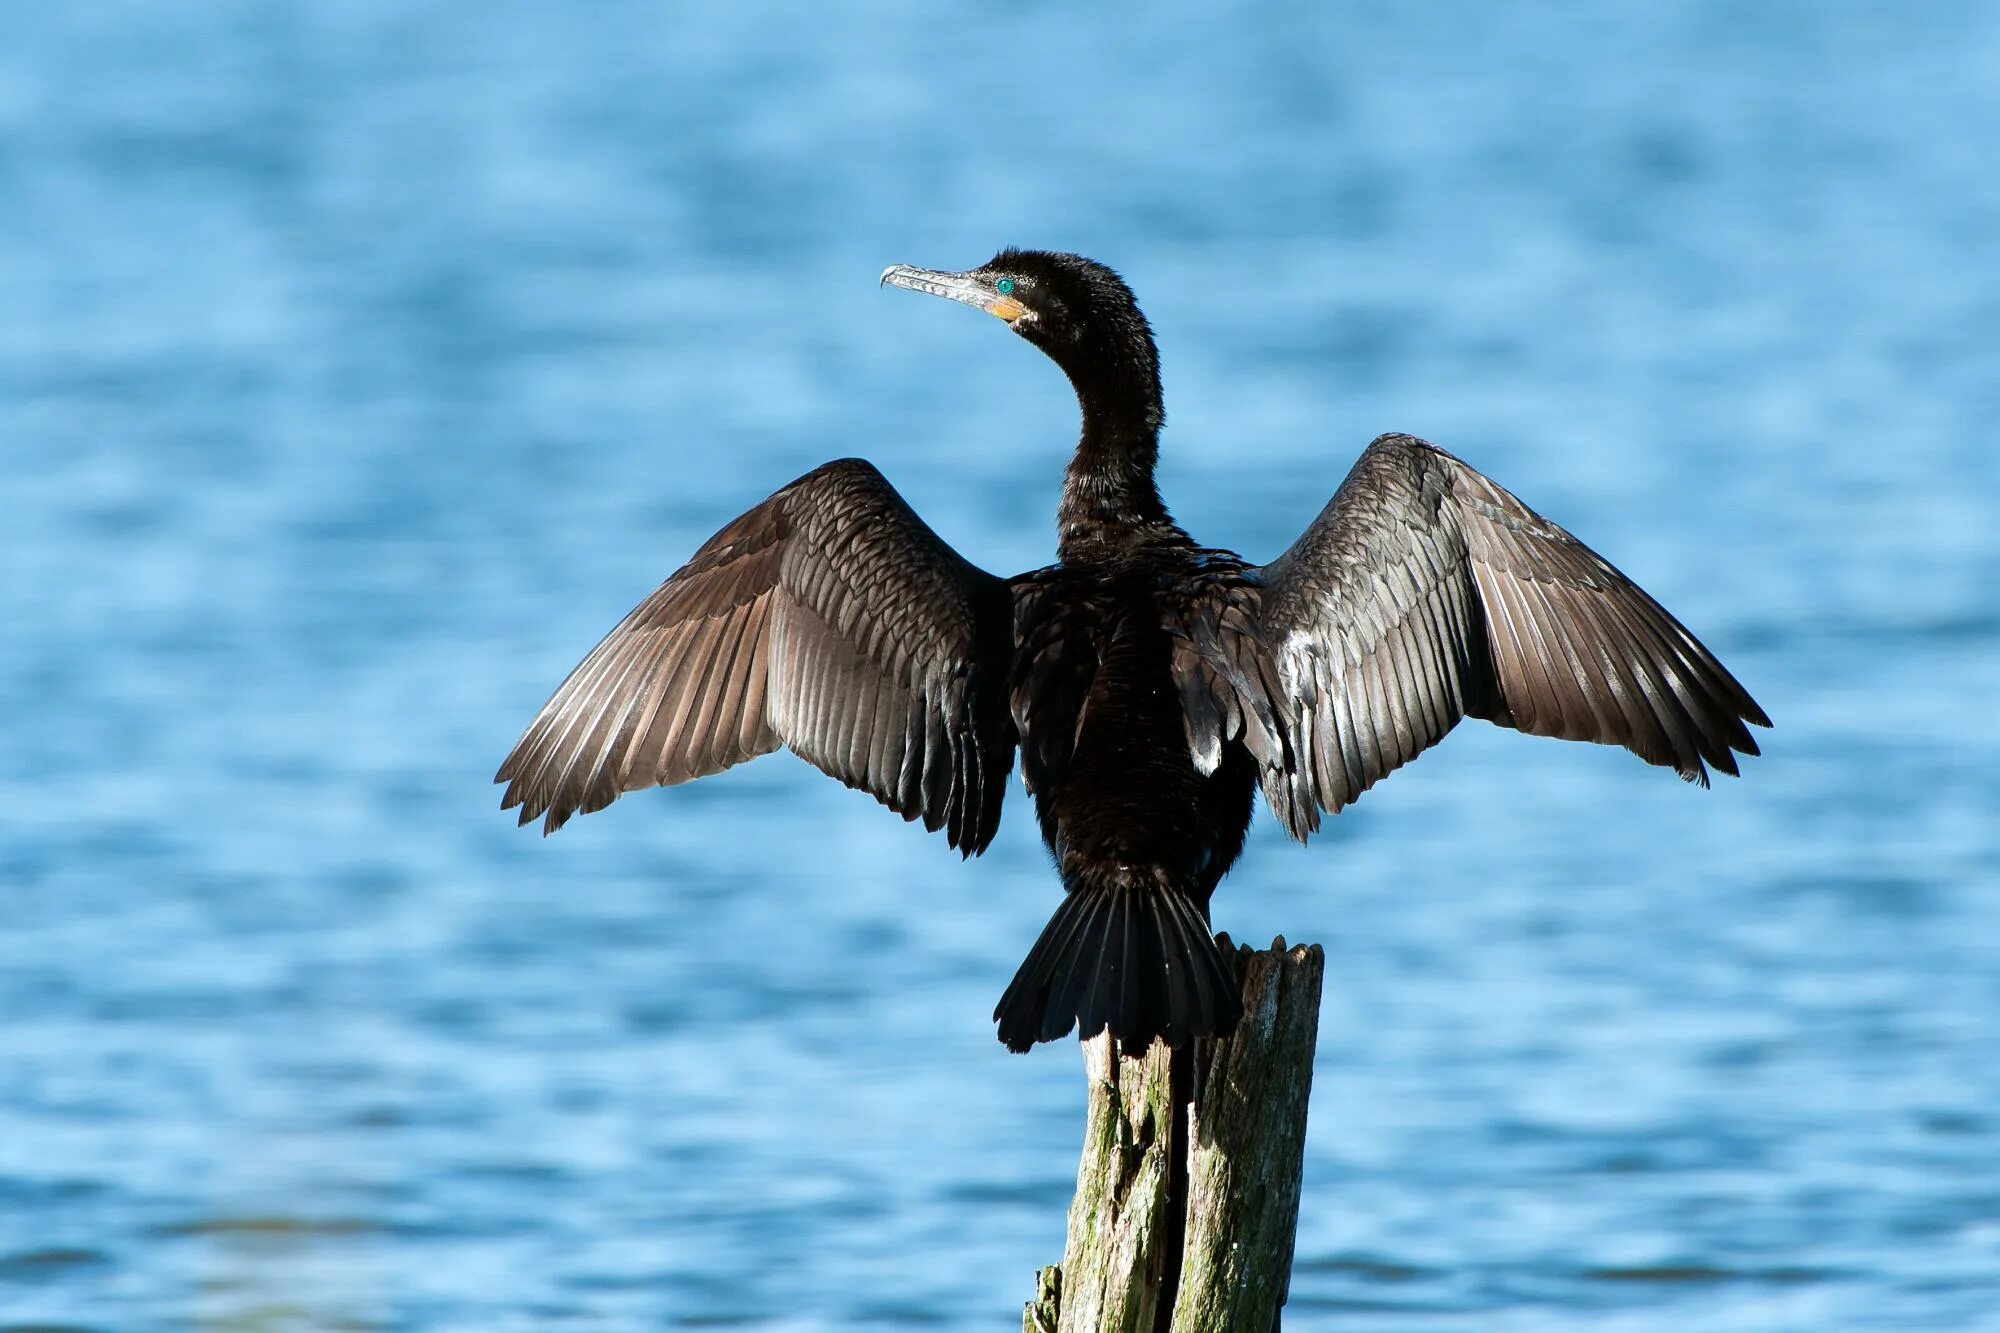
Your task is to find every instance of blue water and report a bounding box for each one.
[4,4,1998,1329]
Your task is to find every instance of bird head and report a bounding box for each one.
[881,249,1161,432]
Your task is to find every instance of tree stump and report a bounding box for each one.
[1024,937,1325,1333]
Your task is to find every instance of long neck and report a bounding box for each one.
[1055,344,1172,557]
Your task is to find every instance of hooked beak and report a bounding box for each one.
[880,264,1029,324]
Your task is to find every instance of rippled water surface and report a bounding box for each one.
[5,4,1999,1329]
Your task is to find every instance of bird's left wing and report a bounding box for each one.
[497,458,1016,852]
[1201,433,1767,840]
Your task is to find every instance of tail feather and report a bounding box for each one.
[1157,884,1213,1033]
[996,876,1240,1054]
[1043,887,1110,1042]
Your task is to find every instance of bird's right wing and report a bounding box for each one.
[497,458,1017,851]
[1252,433,1769,839]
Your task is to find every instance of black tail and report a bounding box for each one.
[994,875,1241,1054]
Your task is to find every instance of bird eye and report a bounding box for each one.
[996,278,1015,295]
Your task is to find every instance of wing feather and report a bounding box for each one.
[497,458,1015,849]
[1236,433,1767,839]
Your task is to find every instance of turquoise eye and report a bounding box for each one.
[996,278,1015,295]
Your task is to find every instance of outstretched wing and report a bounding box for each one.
[1248,433,1769,839]
[497,458,1016,851]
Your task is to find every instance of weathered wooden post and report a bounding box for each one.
[1024,937,1325,1333]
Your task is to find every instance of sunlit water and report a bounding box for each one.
[4,4,1998,1329]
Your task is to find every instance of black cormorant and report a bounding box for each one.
[497,249,1769,1054]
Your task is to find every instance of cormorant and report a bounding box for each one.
[496,249,1769,1054]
